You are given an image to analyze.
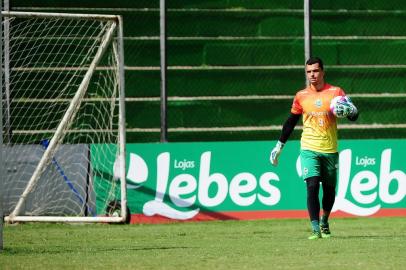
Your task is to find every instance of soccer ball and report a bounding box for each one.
[330,95,351,118]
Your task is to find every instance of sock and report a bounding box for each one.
[306,177,321,221]
[321,214,329,226]
[311,220,320,232]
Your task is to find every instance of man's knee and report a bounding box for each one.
[306,176,320,195]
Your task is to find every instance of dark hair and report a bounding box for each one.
[306,57,324,70]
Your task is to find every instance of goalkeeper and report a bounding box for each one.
[270,57,359,239]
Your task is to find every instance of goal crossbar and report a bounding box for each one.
[1,11,119,21]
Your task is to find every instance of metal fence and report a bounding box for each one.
[6,0,406,142]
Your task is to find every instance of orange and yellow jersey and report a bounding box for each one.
[291,83,346,153]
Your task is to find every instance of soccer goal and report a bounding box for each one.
[1,11,128,223]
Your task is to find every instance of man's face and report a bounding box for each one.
[306,63,324,85]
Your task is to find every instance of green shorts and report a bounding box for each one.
[300,149,339,186]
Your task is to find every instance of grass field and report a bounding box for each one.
[1,217,405,269]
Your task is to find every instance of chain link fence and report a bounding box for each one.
[311,1,406,139]
[7,0,406,142]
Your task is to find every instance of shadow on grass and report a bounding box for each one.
[328,235,401,240]
[1,245,196,255]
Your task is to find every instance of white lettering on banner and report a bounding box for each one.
[350,171,378,204]
[333,149,406,215]
[143,152,200,220]
[355,156,376,167]
[379,149,406,203]
[126,153,148,184]
[198,152,229,207]
[258,172,281,206]
[169,174,197,207]
[174,159,195,170]
[229,173,257,206]
[113,153,148,189]
[140,151,281,220]
[333,149,381,215]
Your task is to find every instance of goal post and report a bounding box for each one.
[0,2,4,251]
[1,11,127,223]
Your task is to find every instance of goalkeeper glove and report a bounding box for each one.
[335,100,358,118]
[270,141,284,166]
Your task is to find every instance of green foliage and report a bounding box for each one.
[1,217,405,269]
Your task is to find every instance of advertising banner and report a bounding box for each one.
[92,140,406,223]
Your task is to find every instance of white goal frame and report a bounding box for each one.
[2,11,127,223]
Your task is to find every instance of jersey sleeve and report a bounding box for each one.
[290,93,303,114]
[336,87,346,97]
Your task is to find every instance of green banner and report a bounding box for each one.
[92,140,406,221]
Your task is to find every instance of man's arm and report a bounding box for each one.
[279,113,301,143]
[270,113,301,166]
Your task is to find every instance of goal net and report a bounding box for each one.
[1,12,127,223]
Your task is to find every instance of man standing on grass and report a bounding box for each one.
[269,57,359,239]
